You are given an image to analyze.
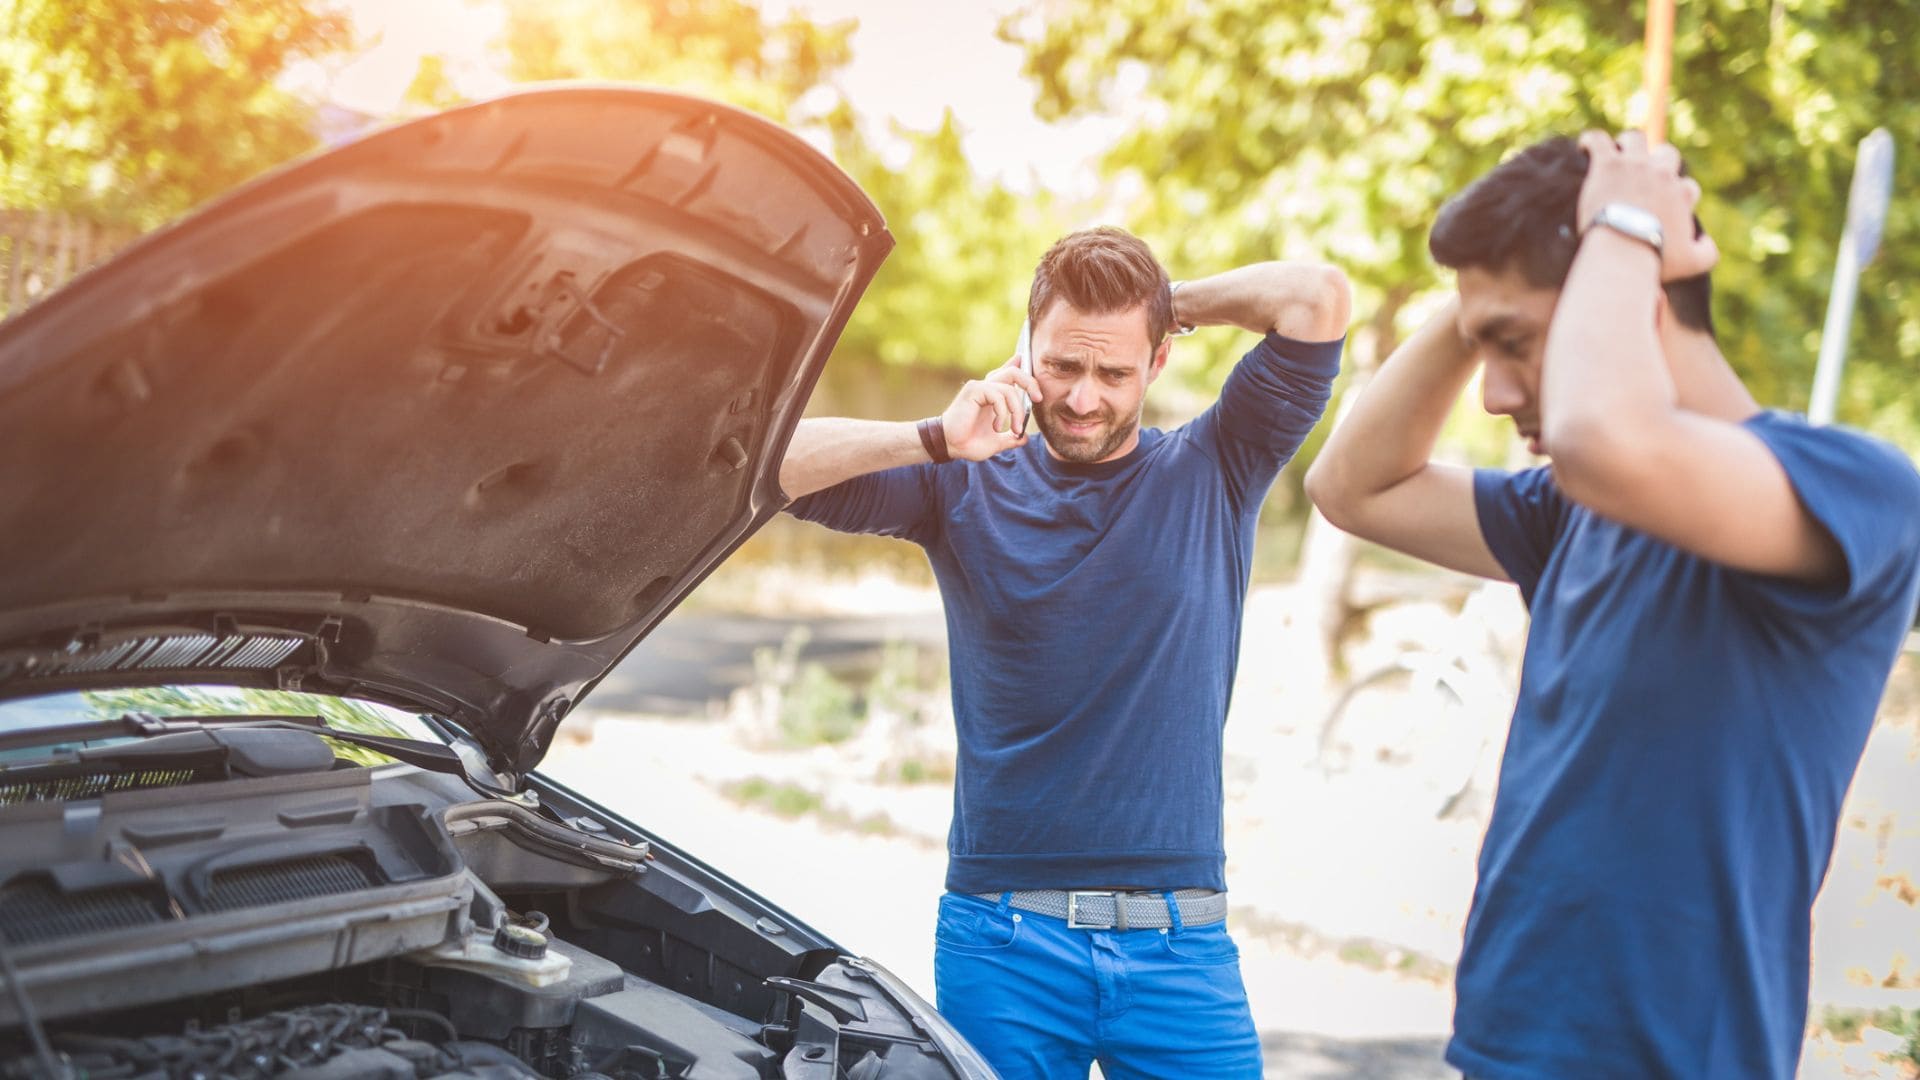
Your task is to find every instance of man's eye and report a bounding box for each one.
[1497,338,1526,356]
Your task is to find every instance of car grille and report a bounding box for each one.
[0,855,385,946]
[0,876,169,945]
[203,854,380,912]
[11,632,304,680]
[0,766,217,806]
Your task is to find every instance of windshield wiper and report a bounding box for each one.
[0,713,516,798]
[0,712,329,754]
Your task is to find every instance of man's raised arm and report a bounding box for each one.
[779,365,1045,500]
[1304,300,1509,580]
[1171,261,1350,341]
[1536,131,1840,584]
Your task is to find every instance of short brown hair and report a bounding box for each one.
[1027,226,1173,344]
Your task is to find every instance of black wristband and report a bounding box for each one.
[916,416,951,464]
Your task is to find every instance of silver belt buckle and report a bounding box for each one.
[1065,891,1114,929]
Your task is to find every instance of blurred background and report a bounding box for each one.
[3,0,1916,1075]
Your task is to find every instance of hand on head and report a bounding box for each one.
[1577,129,1720,281]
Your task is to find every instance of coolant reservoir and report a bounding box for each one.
[411,922,573,987]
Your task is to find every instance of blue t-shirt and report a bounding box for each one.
[1449,411,1920,1080]
[787,332,1343,892]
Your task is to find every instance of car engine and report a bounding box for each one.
[0,735,969,1080]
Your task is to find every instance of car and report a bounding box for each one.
[0,86,995,1080]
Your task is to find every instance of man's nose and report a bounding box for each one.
[1063,376,1097,414]
[1482,366,1523,416]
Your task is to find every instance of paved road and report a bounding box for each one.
[1262,1033,1452,1079]
[594,611,947,713]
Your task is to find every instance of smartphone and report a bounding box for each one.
[1013,318,1033,437]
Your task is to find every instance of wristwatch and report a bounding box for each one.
[1582,203,1664,258]
[1168,280,1199,336]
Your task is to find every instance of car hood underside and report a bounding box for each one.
[0,87,892,779]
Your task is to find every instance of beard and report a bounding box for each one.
[1034,402,1139,464]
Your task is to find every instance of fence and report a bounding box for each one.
[1,210,138,320]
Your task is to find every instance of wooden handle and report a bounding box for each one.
[1643,0,1676,144]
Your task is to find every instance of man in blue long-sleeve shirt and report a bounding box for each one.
[779,226,1349,1078]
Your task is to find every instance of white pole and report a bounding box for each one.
[1808,235,1862,425]
[1808,128,1895,425]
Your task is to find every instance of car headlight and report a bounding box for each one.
[843,957,998,1079]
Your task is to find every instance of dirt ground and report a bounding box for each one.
[542,714,1459,1080]
[549,577,1920,1079]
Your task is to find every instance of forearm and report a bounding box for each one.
[779,417,932,500]
[1309,299,1475,505]
[1175,261,1351,341]
[1304,298,1502,578]
[1540,231,1675,464]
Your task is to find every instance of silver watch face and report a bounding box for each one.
[1592,202,1664,250]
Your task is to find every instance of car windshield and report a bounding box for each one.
[0,685,442,765]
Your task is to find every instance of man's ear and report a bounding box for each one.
[1146,339,1171,384]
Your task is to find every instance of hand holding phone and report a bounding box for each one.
[1013,318,1034,437]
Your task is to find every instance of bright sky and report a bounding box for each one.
[290,0,1128,197]
[285,0,509,111]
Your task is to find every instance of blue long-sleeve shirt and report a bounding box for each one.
[787,332,1343,891]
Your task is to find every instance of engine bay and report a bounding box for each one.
[0,738,964,1079]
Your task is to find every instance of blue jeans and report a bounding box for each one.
[932,891,1262,1079]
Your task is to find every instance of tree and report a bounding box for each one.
[1007,0,1919,443]
[489,0,1065,373]
[402,53,467,112]
[1007,0,1920,676]
[825,106,1065,372]
[494,0,852,126]
[0,0,355,228]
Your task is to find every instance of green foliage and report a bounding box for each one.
[719,776,898,834]
[719,776,821,818]
[1336,939,1386,968]
[402,53,466,112]
[1006,0,1920,449]
[487,1,1062,373]
[825,107,1068,370]
[893,757,954,784]
[739,627,954,755]
[0,0,354,228]
[80,684,230,718]
[1820,1003,1920,1066]
[777,661,861,746]
[863,640,937,720]
[494,0,852,126]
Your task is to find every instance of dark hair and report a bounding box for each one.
[1028,226,1174,343]
[1429,136,1714,336]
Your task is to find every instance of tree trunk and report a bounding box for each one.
[1290,285,1413,689]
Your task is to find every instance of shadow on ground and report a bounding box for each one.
[1261,1031,1452,1079]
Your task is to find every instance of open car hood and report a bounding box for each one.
[0,87,892,782]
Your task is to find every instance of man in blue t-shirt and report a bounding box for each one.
[779,226,1350,1078]
[1307,131,1920,1079]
